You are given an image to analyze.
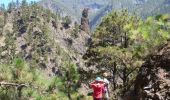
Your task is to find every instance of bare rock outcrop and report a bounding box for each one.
[80,8,90,34]
[126,43,170,100]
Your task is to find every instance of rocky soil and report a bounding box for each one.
[124,43,170,100]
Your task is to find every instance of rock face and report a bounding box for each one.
[80,8,90,33]
[128,43,170,100]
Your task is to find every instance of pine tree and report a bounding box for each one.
[21,0,27,7]
[0,4,5,11]
[83,10,141,97]
[11,1,16,9]
[8,2,13,11]
[16,0,20,8]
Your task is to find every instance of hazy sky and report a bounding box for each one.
[0,0,40,7]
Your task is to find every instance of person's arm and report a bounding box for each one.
[89,81,96,88]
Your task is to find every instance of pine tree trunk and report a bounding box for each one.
[113,62,117,90]
[68,92,72,100]
[124,32,128,48]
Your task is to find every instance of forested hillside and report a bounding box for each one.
[0,1,90,99]
[0,0,170,100]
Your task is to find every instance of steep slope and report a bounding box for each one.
[0,4,89,77]
[0,3,92,99]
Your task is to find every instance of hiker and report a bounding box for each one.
[103,73,110,100]
[90,77,105,100]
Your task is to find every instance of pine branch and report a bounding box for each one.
[0,81,46,94]
[0,81,30,88]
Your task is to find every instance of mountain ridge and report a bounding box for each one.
[39,0,170,30]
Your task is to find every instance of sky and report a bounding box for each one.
[0,0,40,7]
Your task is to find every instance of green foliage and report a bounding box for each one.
[94,10,138,47]
[10,58,34,83]
[62,16,72,28]
[7,1,16,12]
[59,62,80,99]
[0,4,5,12]
[0,58,80,100]
[0,2,82,100]
[84,9,170,98]
[0,58,34,99]
[7,2,13,12]
[126,14,170,57]
[0,16,4,28]
[0,31,16,63]
[45,9,52,23]
[21,0,28,7]
[71,22,79,38]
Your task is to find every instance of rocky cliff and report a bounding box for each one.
[124,43,170,100]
